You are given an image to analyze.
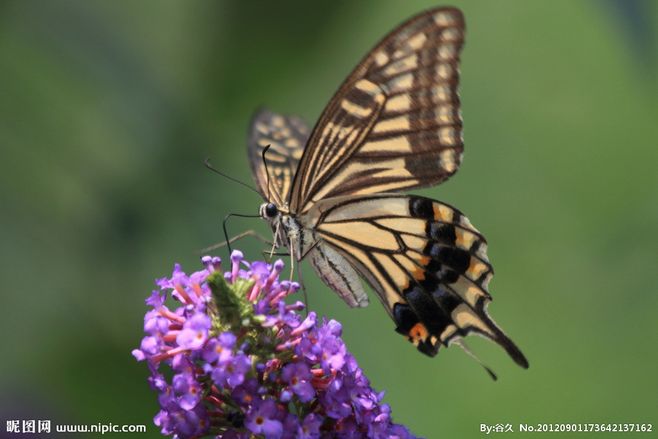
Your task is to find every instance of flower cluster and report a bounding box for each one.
[133,251,417,438]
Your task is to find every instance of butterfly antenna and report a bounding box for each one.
[199,230,272,253]
[261,145,273,201]
[204,158,261,196]
[453,339,498,381]
[222,212,261,254]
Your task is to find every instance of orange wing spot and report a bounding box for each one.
[409,322,429,344]
[412,267,425,281]
[433,203,454,222]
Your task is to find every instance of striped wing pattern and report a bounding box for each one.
[243,7,527,370]
[290,8,465,213]
[248,108,310,206]
[312,195,528,367]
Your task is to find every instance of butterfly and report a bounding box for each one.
[245,7,528,373]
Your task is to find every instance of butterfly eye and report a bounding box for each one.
[265,203,278,218]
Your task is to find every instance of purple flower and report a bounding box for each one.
[245,399,283,438]
[281,414,301,439]
[291,312,317,336]
[146,290,165,308]
[134,251,417,438]
[243,260,270,283]
[221,430,251,439]
[133,335,159,359]
[172,371,202,410]
[176,312,211,350]
[143,309,170,336]
[211,352,251,388]
[298,413,322,438]
[202,332,235,364]
[232,378,260,406]
[154,403,208,437]
[281,362,315,403]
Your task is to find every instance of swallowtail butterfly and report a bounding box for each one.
[246,7,528,372]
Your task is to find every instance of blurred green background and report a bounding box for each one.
[1,0,656,437]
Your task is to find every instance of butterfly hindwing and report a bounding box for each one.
[290,7,465,213]
[247,108,310,206]
[309,194,528,368]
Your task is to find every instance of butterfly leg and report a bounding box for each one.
[289,239,296,283]
[199,229,272,254]
[261,249,290,260]
[287,239,310,316]
[268,221,283,260]
[295,260,310,316]
[292,238,323,315]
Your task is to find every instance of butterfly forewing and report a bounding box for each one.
[290,8,465,213]
[248,108,310,206]
[309,194,528,368]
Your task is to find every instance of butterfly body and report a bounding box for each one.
[247,7,528,370]
[260,198,370,307]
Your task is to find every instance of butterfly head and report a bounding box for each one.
[260,202,279,220]
[259,202,295,250]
